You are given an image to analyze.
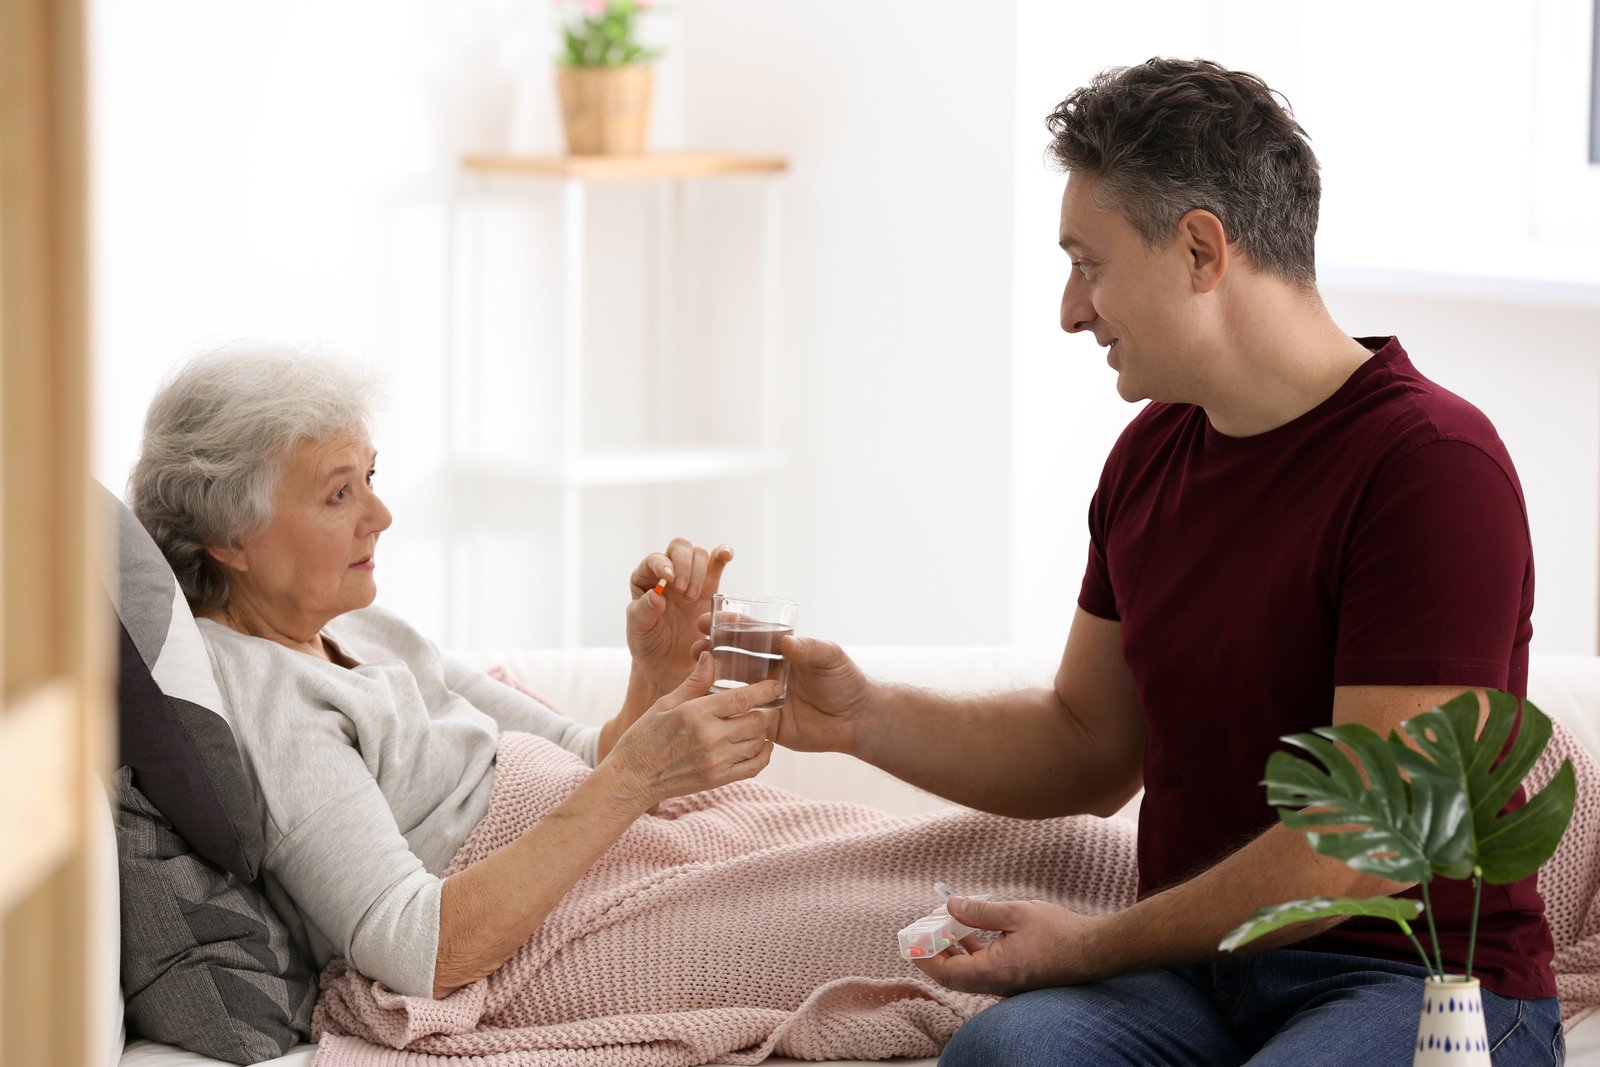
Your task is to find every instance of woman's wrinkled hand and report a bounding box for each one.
[626,538,733,693]
[604,652,782,809]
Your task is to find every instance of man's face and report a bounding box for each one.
[1057,171,1198,403]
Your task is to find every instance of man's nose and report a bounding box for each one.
[1056,275,1094,334]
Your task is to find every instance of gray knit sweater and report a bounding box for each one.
[198,605,600,997]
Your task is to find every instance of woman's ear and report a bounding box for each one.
[1178,208,1229,294]
[206,543,249,573]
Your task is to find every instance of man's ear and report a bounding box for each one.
[206,543,249,573]
[1177,208,1229,294]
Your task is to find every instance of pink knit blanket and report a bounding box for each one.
[310,731,1139,1066]
[311,717,1600,1065]
[1532,718,1600,1029]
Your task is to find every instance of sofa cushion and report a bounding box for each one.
[93,783,126,1067]
[98,482,317,1063]
[98,481,262,881]
[115,767,316,1064]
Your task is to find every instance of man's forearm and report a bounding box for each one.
[854,683,1141,819]
[1080,823,1410,980]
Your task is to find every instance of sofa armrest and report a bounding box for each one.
[454,645,1142,819]
[1528,653,1600,762]
[456,646,1600,825]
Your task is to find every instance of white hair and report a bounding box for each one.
[128,341,385,611]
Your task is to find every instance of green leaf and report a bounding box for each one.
[1219,895,1424,953]
[554,0,662,68]
[1397,695,1577,884]
[1390,744,1475,880]
[1265,724,1455,883]
[1475,759,1576,882]
[562,28,587,67]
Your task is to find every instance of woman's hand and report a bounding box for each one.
[769,635,876,754]
[604,652,782,809]
[625,538,733,693]
[438,654,775,997]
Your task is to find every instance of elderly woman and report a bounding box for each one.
[129,345,782,1000]
[128,346,1134,1067]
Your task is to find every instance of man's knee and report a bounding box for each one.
[940,994,1062,1067]
[939,973,1238,1067]
[939,987,1141,1067]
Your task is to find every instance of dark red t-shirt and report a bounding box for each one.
[1078,336,1555,999]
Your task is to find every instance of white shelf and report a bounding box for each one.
[448,155,789,646]
[1319,239,1600,309]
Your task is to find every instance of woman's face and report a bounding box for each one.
[214,425,391,637]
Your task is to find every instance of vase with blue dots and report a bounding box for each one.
[1413,976,1490,1066]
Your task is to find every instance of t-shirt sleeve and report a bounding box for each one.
[1078,479,1120,621]
[1334,438,1533,691]
[444,655,600,767]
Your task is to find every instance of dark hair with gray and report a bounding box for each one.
[128,342,384,611]
[1046,57,1320,288]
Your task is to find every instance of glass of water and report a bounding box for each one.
[708,593,798,711]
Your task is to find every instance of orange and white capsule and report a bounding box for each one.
[653,577,668,596]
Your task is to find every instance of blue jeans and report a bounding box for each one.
[940,950,1564,1067]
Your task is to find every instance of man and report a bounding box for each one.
[779,58,1561,1065]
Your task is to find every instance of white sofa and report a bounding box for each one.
[115,646,1600,1066]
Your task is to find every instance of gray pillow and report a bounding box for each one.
[96,481,262,880]
[115,768,315,1064]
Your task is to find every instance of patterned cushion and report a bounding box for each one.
[97,480,262,880]
[115,768,315,1064]
[97,482,315,1062]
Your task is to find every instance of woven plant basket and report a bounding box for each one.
[556,65,655,155]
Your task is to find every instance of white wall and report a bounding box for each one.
[91,0,1600,655]
[92,0,1020,651]
[672,0,1019,647]
[90,0,695,647]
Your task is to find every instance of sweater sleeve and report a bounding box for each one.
[203,631,446,996]
[266,767,443,997]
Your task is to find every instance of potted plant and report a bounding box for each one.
[553,0,664,155]
[1220,691,1575,1066]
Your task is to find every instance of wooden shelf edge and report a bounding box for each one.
[462,152,789,180]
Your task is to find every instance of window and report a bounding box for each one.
[1592,0,1599,163]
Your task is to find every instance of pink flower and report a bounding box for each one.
[581,0,608,15]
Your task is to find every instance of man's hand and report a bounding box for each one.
[769,634,876,754]
[910,896,1108,996]
[626,538,733,693]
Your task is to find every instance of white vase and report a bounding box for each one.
[1413,976,1490,1066]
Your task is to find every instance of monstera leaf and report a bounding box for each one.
[1220,895,1424,953]
[1264,723,1465,884]
[1395,692,1576,885]
[1229,691,1578,976]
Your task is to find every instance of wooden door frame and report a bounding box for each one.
[0,0,111,1064]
